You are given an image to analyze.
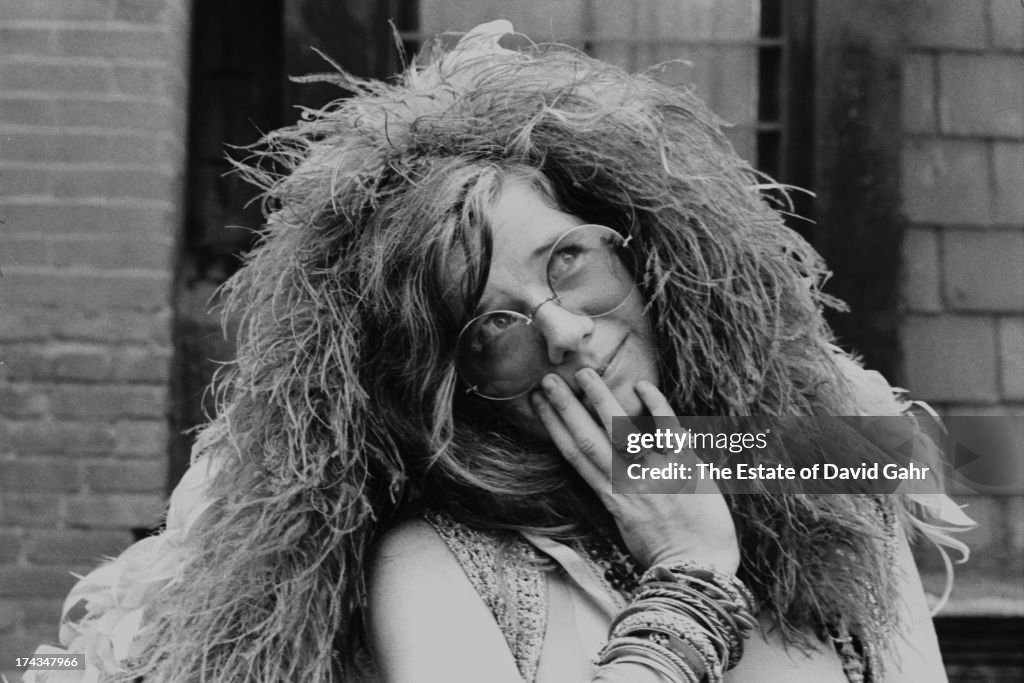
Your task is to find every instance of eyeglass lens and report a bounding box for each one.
[456,224,634,399]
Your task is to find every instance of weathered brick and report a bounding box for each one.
[50,167,177,202]
[0,530,24,564]
[0,269,171,312]
[160,133,186,159]
[65,493,165,529]
[991,0,1024,49]
[0,492,63,528]
[54,98,171,132]
[0,600,20,633]
[1,344,112,382]
[0,166,53,198]
[0,61,113,95]
[0,309,58,342]
[906,0,989,49]
[51,237,174,270]
[113,64,170,98]
[0,95,57,127]
[61,131,166,165]
[110,347,173,382]
[113,419,169,457]
[939,54,1024,137]
[0,27,56,57]
[0,236,49,266]
[51,350,112,382]
[0,0,113,22]
[20,599,66,629]
[24,528,132,564]
[0,457,80,493]
[114,0,171,24]
[901,228,942,312]
[57,310,172,345]
[0,383,49,418]
[1,633,63,668]
[5,342,120,385]
[999,317,1024,400]
[943,230,1024,311]
[0,567,78,599]
[6,420,116,456]
[0,132,55,163]
[1005,494,1024,562]
[902,53,935,134]
[993,143,1024,225]
[1,131,163,166]
[903,139,992,226]
[56,27,169,61]
[47,384,168,420]
[940,404,1018,418]
[902,315,999,402]
[0,202,174,238]
[84,458,165,493]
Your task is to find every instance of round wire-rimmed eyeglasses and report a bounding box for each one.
[455,223,636,400]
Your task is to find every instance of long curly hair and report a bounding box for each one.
[126,30,939,681]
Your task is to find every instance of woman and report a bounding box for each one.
[34,22,970,682]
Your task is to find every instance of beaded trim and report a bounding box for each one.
[576,528,642,595]
[422,510,547,682]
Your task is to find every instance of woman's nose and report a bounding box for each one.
[533,301,595,365]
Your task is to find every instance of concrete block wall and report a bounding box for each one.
[0,0,190,675]
[900,0,1024,594]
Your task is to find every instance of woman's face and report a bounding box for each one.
[471,178,660,437]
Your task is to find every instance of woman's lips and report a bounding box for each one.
[576,335,631,417]
[596,334,629,379]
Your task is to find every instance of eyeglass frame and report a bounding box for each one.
[454,223,636,401]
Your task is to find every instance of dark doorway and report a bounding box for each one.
[171,0,415,489]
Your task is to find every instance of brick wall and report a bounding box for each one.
[0,0,1018,676]
[0,0,190,676]
[900,0,1024,624]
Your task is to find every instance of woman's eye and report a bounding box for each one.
[549,245,585,279]
[486,313,514,330]
[472,313,515,351]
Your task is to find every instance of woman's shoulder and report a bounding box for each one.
[369,511,546,616]
[366,515,532,682]
[368,515,487,612]
[368,512,545,613]
[369,512,521,571]
[371,515,450,563]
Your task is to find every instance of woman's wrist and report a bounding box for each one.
[597,560,757,682]
[649,552,740,577]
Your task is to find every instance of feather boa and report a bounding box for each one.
[24,351,973,682]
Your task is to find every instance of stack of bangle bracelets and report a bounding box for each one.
[598,561,758,682]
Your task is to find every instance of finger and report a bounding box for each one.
[634,380,685,449]
[539,374,614,480]
[635,380,675,417]
[576,367,626,433]
[530,390,608,490]
[634,379,690,447]
[634,380,712,482]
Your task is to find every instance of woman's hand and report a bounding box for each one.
[531,369,740,574]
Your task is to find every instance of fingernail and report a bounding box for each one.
[541,374,560,393]
[530,391,546,408]
[576,367,597,382]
